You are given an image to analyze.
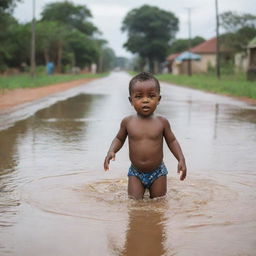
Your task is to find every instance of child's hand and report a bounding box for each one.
[104,152,116,171]
[177,160,187,181]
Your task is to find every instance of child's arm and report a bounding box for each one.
[104,118,128,171]
[162,117,187,180]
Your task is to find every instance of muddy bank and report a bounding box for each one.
[0,78,96,112]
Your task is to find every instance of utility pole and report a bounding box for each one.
[30,0,36,77]
[215,0,221,79]
[185,7,192,76]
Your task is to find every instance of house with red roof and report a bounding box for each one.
[166,37,231,74]
[190,37,219,73]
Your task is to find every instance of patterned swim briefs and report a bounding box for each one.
[128,162,168,189]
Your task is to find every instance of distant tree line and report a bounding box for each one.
[121,6,256,73]
[219,11,256,52]
[1,0,255,74]
[0,0,126,73]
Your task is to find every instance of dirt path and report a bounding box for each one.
[0,78,96,112]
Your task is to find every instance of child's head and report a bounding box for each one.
[129,72,160,96]
[128,72,161,117]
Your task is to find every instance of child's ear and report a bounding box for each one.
[128,96,132,104]
[158,95,161,103]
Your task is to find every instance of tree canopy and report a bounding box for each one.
[41,2,98,35]
[0,12,20,71]
[220,11,256,52]
[0,0,21,11]
[168,36,205,54]
[122,5,179,72]
[0,1,117,73]
[220,11,256,32]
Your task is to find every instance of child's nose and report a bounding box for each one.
[142,97,149,102]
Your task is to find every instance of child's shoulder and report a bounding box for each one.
[120,115,136,124]
[155,115,172,128]
[155,115,170,123]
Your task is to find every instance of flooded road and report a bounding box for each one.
[0,72,256,256]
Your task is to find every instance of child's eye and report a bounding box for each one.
[149,95,156,98]
[135,95,142,99]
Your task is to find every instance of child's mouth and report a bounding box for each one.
[142,106,150,111]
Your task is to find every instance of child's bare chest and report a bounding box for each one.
[127,119,164,140]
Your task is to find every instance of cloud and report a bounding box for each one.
[87,3,130,57]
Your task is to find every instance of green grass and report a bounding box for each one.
[156,73,256,100]
[0,73,108,90]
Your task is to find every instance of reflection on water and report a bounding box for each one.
[0,93,104,249]
[0,72,256,255]
[34,94,100,142]
[122,208,166,256]
[18,171,254,255]
[0,119,28,231]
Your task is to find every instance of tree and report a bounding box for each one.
[0,13,19,71]
[41,1,98,35]
[220,11,256,52]
[122,5,179,73]
[116,57,130,70]
[0,0,23,71]
[168,36,205,54]
[36,21,69,71]
[66,30,100,68]
[220,11,256,32]
[0,1,109,73]
[0,0,21,11]
[100,47,116,72]
[40,1,101,72]
[5,23,31,67]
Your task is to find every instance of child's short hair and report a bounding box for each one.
[129,72,160,95]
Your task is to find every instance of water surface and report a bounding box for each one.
[0,72,255,255]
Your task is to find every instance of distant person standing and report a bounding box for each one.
[46,61,54,75]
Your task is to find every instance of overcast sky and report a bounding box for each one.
[14,0,256,58]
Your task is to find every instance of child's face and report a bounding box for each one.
[129,80,161,117]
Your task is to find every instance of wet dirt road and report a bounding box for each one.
[0,72,256,256]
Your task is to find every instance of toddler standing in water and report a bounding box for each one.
[104,72,187,199]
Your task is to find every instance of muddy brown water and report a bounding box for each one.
[0,72,255,256]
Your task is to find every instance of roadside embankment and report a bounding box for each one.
[0,74,107,111]
[156,73,256,104]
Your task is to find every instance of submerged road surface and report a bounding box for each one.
[0,72,256,256]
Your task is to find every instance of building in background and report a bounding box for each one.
[166,37,232,75]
